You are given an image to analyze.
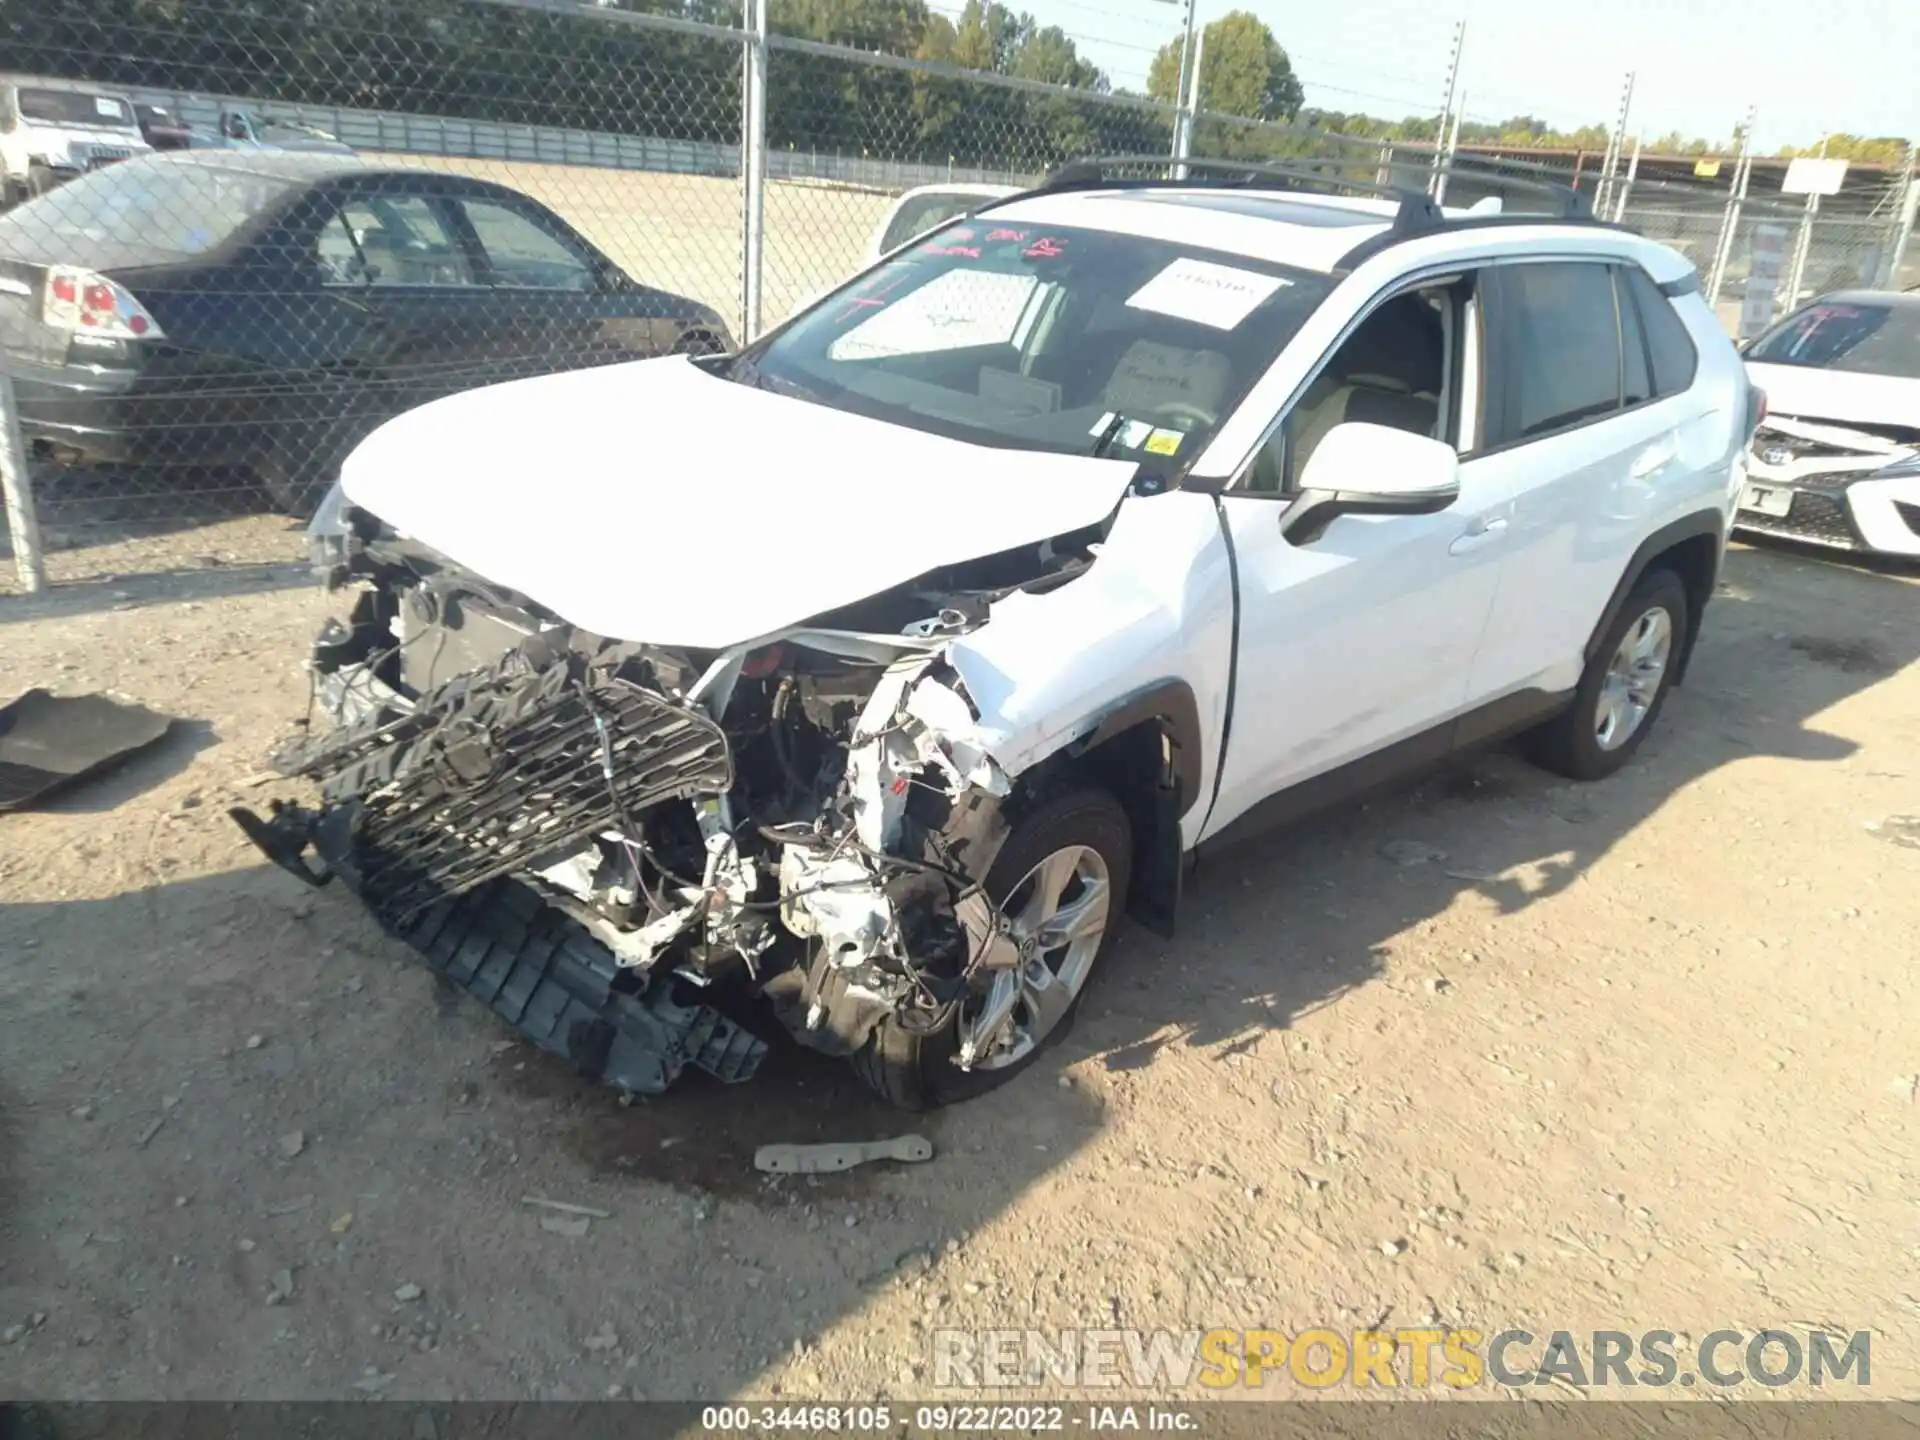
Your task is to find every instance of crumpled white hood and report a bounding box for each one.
[1746,362,1920,432]
[340,357,1138,650]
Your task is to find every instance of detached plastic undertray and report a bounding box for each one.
[0,689,174,812]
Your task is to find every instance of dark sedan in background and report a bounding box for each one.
[0,151,733,512]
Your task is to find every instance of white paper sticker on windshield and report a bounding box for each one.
[1126,258,1288,331]
[94,97,122,119]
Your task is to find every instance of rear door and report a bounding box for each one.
[444,191,670,376]
[318,183,500,412]
[1466,260,1709,702]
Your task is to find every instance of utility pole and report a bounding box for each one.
[1613,134,1643,223]
[1706,107,1757,309]
[1596,71,1635,216]
[1429,18,1465,197]
[1434,91,1466,205]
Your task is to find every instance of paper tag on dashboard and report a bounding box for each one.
[1126,258,1288,330]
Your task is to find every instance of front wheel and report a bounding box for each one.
[257,381,387,518]
[851,787,1132,1109]
[1524,566,1689,781]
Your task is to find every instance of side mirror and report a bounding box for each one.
[1282,422,1461,546]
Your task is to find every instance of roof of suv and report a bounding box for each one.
[984,184,1636,276]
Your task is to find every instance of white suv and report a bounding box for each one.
[239,159,1758,1109]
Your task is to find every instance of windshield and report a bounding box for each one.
[734,221,1333,471]
[1747,301,1920,380]
[0,159,292,268]
[16,88,137,129]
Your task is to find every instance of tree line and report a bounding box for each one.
[0,0,1893,171]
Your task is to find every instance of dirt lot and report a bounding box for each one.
[1,536,1917,1403]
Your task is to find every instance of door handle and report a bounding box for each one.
[1448,515,1508,556]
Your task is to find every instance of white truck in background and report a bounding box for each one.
[0,81,151,207]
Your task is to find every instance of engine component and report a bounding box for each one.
[779,844,894,968]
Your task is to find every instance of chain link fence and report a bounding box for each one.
[2,0,1917,593]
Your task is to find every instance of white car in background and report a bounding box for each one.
[866,182,1018,263]
[1738,290,1920,559]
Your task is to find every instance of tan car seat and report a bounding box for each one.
[1288,296,1444,480]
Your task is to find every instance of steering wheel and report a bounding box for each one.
[1151,400,1216,432]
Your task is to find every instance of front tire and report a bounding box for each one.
[1525,566,1688,781]
[851,787,1132,1109]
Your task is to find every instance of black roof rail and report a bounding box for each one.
[1031,154,1445,233]
[969,152,1625,275]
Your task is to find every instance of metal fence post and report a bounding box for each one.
[1883,150,1919,289]
[1612,135,1642,223]
[0,368,47,595]
[1167,0,1199,174]
[740,0,768,342]
[1785,190,1819,313]
[1432,95,1464,205]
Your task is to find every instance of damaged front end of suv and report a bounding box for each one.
[233,465,1177,1107]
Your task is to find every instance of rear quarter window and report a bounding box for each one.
[0,160,291,267]
[1621,265,1698,396]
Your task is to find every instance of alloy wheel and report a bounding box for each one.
[1594,606,1673,751]
[955,844,1111,1071]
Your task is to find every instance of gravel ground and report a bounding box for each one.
[1,538,1917,1402]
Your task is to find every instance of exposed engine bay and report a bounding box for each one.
[231,502,1123,1100]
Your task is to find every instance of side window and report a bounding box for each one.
[314,209,367,285]
[1620,266,1699,397]
[1490,261,1624,444]
[328,197,474,287]
[1617,268,1652,408]
[457,198,596,292]
[1245,279,1459,493]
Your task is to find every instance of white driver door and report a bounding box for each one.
[1201,274,1513,841]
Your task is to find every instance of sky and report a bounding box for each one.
[1009,0,1920,153]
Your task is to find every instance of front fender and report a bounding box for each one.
[941,489,1234,843]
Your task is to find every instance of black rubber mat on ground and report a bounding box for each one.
[0,689,173,812]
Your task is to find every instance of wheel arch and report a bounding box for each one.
[1586,510,1724,686]
[1024,678,1202,939]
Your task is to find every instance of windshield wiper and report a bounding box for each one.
[1088,411,1128,459]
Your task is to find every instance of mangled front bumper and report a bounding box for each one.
[244,633,731,922]
[231,630,769,1094]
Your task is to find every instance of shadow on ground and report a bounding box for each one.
[0,544,1912,1399]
